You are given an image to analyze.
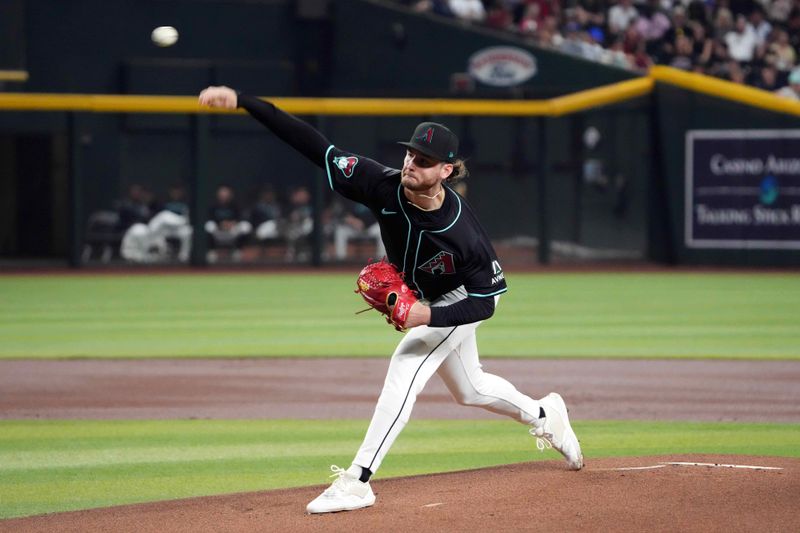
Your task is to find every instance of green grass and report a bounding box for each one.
[1,419,798,519]
[0,272,797,359]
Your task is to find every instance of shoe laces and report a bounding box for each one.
[323,465,353,496]
[529,426,553,452]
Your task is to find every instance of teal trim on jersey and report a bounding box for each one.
[397,184,413,274]
[429,190,462,234]
[323,144,335,190]
[410,190,462,300]
[467,287,508,298]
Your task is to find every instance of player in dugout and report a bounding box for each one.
[199,86,583,514]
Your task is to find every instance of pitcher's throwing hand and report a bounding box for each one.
[198,86,237,109]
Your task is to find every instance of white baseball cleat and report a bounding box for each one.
[530,392,584,470]
[306,465,376,514]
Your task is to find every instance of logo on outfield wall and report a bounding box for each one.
[468,46,537,87]
[685,130,800,250]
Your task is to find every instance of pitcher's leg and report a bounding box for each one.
[437,332,542,425]
[352,324,473,474]
[438,333,583,470]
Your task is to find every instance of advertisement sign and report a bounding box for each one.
[685,130,800,249]
[468,46,537,87]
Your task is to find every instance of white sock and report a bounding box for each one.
[346,464,363,480]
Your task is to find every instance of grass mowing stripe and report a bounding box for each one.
[1,273,798,359]
[1,419,798,519]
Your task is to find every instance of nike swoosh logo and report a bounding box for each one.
[381,208,397,215]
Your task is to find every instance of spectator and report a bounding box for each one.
[775,68,800,100]
[608,0,639,36]
[535,15,565,47]
[120,184,192,263]
[689,21,714,68]
[389,0,800,95]
[284,186,314,261]
[519,2,544,33]
[751,64,781,92]
[725,14,758,62]
[483,1,514,30]
[787,8,800,53]
[658,5,691,60]
[150,184,192,262]
[573,0,607,32]
[332,200,385,261]
[448,0,485,22]
[116,183,153,233]
[712,7,736,39]
[622,24,642,55]
[518,0,554,32]
[685,0,709,27]
[412,0,454,17]
[633,0,672,49]
[668,34,696,70]
[577,29,608,62]
[248,185,283,243]
[162,183,189,218]
[765,28,797,72]
[709,38,733,66]
[726,59,747,83]
[747,6,772,46]
[631,39,655,69]
[768,0,794,23]
[205,185,252,262]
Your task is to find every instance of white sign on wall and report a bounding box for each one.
[468,46,537,87]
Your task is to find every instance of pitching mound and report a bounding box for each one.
[3,455,798,533]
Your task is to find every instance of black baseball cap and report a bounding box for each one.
[398,122,459,163]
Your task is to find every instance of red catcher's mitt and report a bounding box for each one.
[355,259,418,331]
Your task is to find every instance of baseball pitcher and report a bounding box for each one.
[199,87,583,514]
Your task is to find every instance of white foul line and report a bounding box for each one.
[606,465,668,471]
[661,462,783,471]
[606,462,784,472]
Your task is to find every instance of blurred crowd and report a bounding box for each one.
[401,0,800,98]
[84,183,386,264]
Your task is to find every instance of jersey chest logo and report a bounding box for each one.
[418,251,456,275]
[333,156,359,178]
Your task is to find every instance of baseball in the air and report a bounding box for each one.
[151,26,179,47]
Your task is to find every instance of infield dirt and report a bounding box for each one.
[2,455,798,532]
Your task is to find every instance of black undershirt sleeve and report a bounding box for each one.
[237,93,331,168]
[428,296,495,327]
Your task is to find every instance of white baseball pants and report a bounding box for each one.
[352,287,542,474]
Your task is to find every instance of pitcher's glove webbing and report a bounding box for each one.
[355,259,418,332]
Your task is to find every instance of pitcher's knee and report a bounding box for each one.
[453,389,492,408]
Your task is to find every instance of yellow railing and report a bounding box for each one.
[0,67,797,117]
[649,66,800,118]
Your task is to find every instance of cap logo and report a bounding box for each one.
[415,127,434,144]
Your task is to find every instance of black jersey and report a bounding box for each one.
[323,147,507,303]
[237,93,506,326]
